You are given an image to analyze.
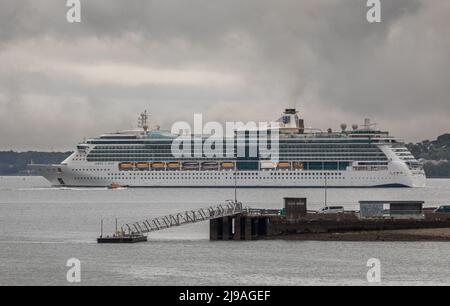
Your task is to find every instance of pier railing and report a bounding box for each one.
[242,208,281,216]
[123,201,243,235]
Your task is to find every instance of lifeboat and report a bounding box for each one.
[221,162,235,170]
[167,162,181,170]
[182,162,200,170]
[261,161,277,169]
[136,162,150,170]
[277,162,291,169]
[152,162,166,170]
[201,162,219,170]
[119,162,134,171]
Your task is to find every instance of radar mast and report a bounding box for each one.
[138,110,150,132]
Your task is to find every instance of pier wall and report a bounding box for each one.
[210,213,450,241]
[210,215,270,241]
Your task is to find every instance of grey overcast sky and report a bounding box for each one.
[0,0,449,151]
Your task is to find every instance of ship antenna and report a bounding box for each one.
[138,110,150,132]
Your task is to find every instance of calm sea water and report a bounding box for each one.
[0,176,450,286]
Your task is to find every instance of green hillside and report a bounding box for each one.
[406,134,450,178]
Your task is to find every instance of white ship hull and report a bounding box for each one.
[30,162,426,188]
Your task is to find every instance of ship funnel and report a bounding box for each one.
[278,108,304,134]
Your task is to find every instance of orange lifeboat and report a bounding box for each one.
[221,162,235,170]
[167,162,181,170]
[152,162,166,170]
[278,162,291,169]
[136,162,150,170]
[119,162,134,171]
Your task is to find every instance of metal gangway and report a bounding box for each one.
[123,201,243,235]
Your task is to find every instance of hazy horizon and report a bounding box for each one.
[1,0,450,151]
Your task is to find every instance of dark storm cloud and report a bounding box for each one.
[0,0,449,150]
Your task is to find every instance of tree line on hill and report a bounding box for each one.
[406,134,450,178]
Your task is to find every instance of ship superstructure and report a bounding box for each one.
[30,109,426,188]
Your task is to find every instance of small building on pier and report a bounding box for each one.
[359,201,425,219]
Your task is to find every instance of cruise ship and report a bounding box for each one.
[30,109,426,188]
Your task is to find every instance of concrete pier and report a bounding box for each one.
[210,215,271,241]
[209,218,220,241]
[234,216,241,241]
[244,217,252,240]
[222,217,230,240]
[209,199,450,241]
[98,198,450,243]
[209,212,450,241]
